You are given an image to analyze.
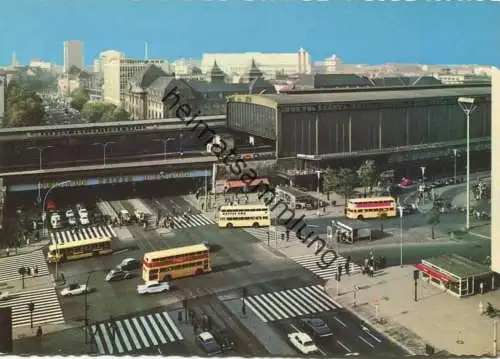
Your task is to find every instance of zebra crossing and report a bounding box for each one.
[50,225,117,245]
[0,249,49,283]
[170,214,215,229]
[244,226,299,242]
[291,254,362,280]
[243,285,342,323]
[91,311,183,355]
[0,287,65,328]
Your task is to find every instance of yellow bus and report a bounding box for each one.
[142,244,212,282]
[346,196,397,220]
[46,236,113,263]
[218,204,271,229]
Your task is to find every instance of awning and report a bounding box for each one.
[415,263,455,283]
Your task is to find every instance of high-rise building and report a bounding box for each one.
[100,50,168,105]
[63,40,84,73]
[200,49,312,79]
[324,54,343,73]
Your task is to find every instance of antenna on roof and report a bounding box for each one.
[144,42,149,60]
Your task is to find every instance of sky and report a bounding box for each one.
[0,0,498,67]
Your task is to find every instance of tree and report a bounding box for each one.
[323,167,359,206]
[357,160,377,195]
[82,102,131,123]
[69,88,89,111]
[426,208,440,240]
[4,85,45,127]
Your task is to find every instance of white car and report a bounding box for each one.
[288,332,318,355]
[65,209,74,218]
[137,281,170,295]
[60,284,89,297]
[0,291,10,301]
[68,215,77,226]
[120,209,131,222]
[79,212,90,225]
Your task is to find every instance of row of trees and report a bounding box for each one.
[322,160,383,205]
[70,88,131,122]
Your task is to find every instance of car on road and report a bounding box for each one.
[287,331,318,355]
[299,318,333,338]
[117,258,141,271]
[137,281,170,295]
[105,269,132,282]
[120,209,131,223]
[398,204,416,216]
[65,209,75,219]
[60,284,90,297]
[196,331,222,355]
[213,329,235,351]
[0,291,10,301]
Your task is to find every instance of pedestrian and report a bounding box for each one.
[34,266,39,276]
[369,265,374,277]
[36,326,43,337]
[480,282,484,295]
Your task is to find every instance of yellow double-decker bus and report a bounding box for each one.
[218,204,271,229]
[346,196,397,220]
[46,236,113,263]
[142,244,212,282]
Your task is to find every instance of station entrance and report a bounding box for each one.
[415,254,493,298]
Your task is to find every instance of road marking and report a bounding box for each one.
[113,249,128,255]
[337,340,351,352]
[358,335,374,348]
[361,325,382,343]
[334,316,347,327]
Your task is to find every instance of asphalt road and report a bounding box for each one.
[8,193,405,356]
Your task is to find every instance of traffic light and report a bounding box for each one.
[337,266,342,281]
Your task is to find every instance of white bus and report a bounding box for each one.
[218,204,271,229]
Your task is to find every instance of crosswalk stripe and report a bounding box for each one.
[116,321,132,351]
[243,285,340,323]
[291,254,362,280]
[50,225,118,247]
[0,250,50,283]
[124,319,141,349]
[169,214,215,230]
[91,311,183,354]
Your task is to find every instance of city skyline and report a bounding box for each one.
[0,0,498,66]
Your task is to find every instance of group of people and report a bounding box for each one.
[361,251,386,277]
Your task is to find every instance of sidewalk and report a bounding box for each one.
[326,267,499,356]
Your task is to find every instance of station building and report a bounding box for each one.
[227,84,491,186]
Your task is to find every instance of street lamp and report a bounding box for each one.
[153,137,174,161]
[398,205,404,267]
[452,149,458,184]
[178,133,184,155]
[84,270,94,344]
[27,145,54,203]
[93,141,116,166]
[458,96,478,231]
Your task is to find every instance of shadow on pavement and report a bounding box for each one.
[14,327,93,355]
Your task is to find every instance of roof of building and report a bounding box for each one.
[260,86,491,105]
[249,77,276,94]
[371,76,442,87]
[423,254,491,278]
[295,74,374,89]
[148,76,175,91]
[188,80,249,94]
[130,64,168,89]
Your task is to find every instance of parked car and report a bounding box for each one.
[120,210,131,223]
[65,209,75,219]
[105,269,132,282]
[60,284,89,297]
[0,291,10,301]
[299,318,333,338]
[117,258,141,271]
[287,331,318,355]
[196,331,222,355]
[137,281,170,295]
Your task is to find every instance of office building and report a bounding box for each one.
[100,50,168,105]
[200,49,311,79]
[324,55,343,73]
[63,40,84,73]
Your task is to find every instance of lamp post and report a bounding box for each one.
[398,205,404,267]
[84,270,94,344]
[458,97,477,231]
[420,166,426,205]
[27,145,54,203]
[178,133,184,155]
[453,149,458,184]
[153,137,174,161]
[93,141,116,166]
[204,169,209,211]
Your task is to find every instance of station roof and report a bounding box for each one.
[260,86,491,105]
[423,254,491,278]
